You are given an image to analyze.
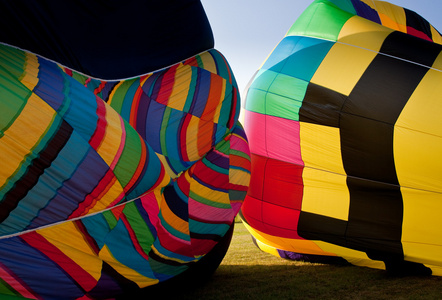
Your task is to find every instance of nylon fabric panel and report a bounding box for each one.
[339,32,439,259]
[395,62,442,192]
[298,212,348,246]
[299,82,346,127]
[287,0,353,41]
[400,187,442,266]
[350,0,381,23]
[337,16,393,52]
[379,31,442,68]
[299,122,345,174]
[262,36,334,83]
[299,122,349,221]
[394,52,442,265]
[404,8,432,41]
[310,42,379,96]
[375,2,407,32]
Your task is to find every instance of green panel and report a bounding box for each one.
[0,278,20,298]
[109,79,138,114]
[249,69,278,92]
[244,88,266,114]
[329,0,357,14]
[244,69,279,114]
[266,93,303,121]
[124,202,155,252]
[268,73,309,103]
[189,190,231,209]
[287,0,353,41]
[113,123,142,188]
[0,68,30,132]
[103,210,118,230]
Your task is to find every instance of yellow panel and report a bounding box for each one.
[395,63,442,193]
[338,15,393,52]
[97,104,124,167]
[106,80,124,107]
[37,222,102,281]
[300,122,345,174]
[161,198,189,235]
[191,178,229,205]
[301,167,350,221]
[230,168,251,186]
[0,94,55,188]
[20,52,39,90]
[315,240,385,270]
[431,26,442,45]
[167,64,191,112]
[88,177,125,213]
[213,79,226,124]
[242,221,338,257]
[157,153,178,178]
[150,244,198,264]
[100,245,158,288]
[430,51,442,71]
[255,239,280,258]
[401,187,442,266]
[198,51,217,75]
[299,123,349,220]
[311,38,378,96]
[394,127,442,193]
[374,2,407,32]
[185,115,200,161]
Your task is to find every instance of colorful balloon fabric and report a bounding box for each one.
[0,1,250,299]
[242,0,442,276]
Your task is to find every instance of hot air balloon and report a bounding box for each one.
[0,0,250,299]
[241,0,442,276]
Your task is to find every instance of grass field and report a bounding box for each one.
[178,222,442,300]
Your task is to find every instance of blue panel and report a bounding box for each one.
[145,100,165,154]
[189,68,211,118]
[351,0,381,24]
[105,220,156,279]
[0,236,84,299]
[120,79,141,123]
[64,76,98,142]
[0,131,90,234]
[264,36,334,82]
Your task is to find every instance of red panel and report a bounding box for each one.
[247,154,267,200]
[262,201,301,236]
[263,158,303,210]
[241,195,263,224]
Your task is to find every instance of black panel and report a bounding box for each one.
[379,31,441,68]
[299,82,346,128]
[0,121,73,223]
[163,185,189,222]
[338,35,439,260]
[340,114,397,184]
[344,54,430,124]
[298,212,348,246]
[0,0,214,79]
[345,177,403,255]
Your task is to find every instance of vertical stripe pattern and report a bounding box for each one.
[242,0,442,275]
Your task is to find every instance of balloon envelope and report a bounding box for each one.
[242,0,442,276]
[0,1,250,299]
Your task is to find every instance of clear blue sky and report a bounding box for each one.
[201,1,442,96]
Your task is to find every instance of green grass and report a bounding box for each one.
[179,222,442,300]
